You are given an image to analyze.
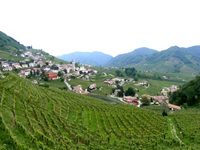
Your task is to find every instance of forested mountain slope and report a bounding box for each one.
[106,47,158,67]
[107,46,200,74]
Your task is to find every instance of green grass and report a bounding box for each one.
[42,79,66,89]
[69,75,114,95]
[0,50,24,61]
[123,79,183,96]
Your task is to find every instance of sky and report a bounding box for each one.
[1,0,200,57]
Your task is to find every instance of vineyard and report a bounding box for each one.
[172,109,200,146]
[0,73,199,149]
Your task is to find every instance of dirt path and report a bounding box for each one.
[168,118,184,144]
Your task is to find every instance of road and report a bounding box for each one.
[64,78,72,91]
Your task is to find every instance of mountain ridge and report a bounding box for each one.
[57,51,113,66]
[106,45,200,74]
[106,47,158,67]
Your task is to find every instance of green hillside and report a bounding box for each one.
[0,31,25,61]
[1,72,197,149]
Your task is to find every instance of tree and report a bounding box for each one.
[115,70,124,77]
[75,62,80,67]
[50,64,59,70]
[125,67,137,77]
[58,71,64,77]
[125,87,135,96]
[64,69,68,73]
[141,96,150,106]
[36,69,40,76]
[117,85,124,97]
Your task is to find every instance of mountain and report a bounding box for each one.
[57,51,113,66]
[106,46,200,74]
[142,46,200,73]
[0,31,26,61]
[106,47,158,67]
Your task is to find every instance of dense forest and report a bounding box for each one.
[170,76,200,106]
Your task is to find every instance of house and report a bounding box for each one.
[73,71,80,76]
[22,64,28,68]
[114,89,121,96]
[89,84,96,90]
[73,85,83,93]
[123,96,139,105]
[18,69,31,77]
[170,85,178,93]
[1,62,9,68]
[104,80,114,85]
[46,72,58,79]
[136,81,148,86]
[168,103,181,110]
[112,78,123,82]
[3,66,13,71]
[152,96,169,104]
[73,85,89,94]
[161,88,168,96]
[29,63,36,68]
[24,69,31,76]
[12,63,22,69]
[36,61,45,67]
[43,66,51,71]
[23,52,32,57]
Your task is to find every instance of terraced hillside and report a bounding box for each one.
[0,73,197,149]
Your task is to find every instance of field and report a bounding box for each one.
[69,74,184,97]
[68,74,114,95]
[123,79,183,97]
[0,73,199,149]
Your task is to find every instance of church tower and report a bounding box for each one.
[71,59,75,71]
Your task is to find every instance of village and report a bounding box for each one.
[1,50,181,111]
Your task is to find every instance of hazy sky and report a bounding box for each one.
[1,0,200,57]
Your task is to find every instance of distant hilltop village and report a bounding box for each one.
[1,50,98,80]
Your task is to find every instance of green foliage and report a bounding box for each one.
[115,70,124,77]
[125,67,137,77]
[58,71,63,77]
[117,85,124,97]
[141,96,150,106]
[170,76,200,106]
[50,64,58,70]
[125,87,135,96]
